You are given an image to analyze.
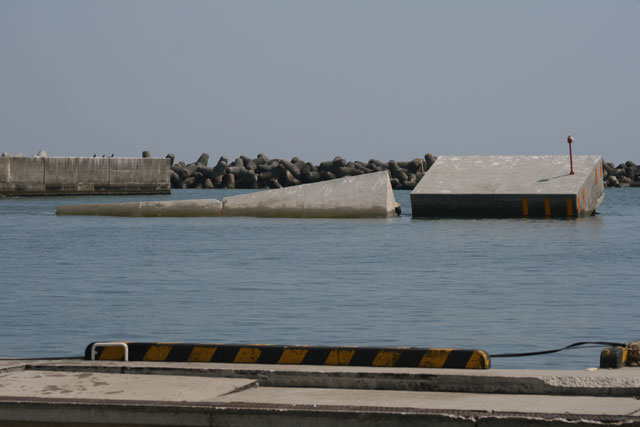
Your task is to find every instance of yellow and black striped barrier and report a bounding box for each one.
[85,342,491,369]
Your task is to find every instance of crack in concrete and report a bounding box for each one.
[217,380,260,397]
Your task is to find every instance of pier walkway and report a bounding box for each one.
[1,359,640,426]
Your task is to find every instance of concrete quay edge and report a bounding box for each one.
[1,397,640,427]
[2,360,640,426]
[3,359,640,397]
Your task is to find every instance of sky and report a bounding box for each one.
[1,0,638,164]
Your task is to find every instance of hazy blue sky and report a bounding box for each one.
[1,1,638,163]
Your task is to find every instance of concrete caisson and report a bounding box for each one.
[138,200,223,217]
[411,155,605,219]
[55,171,401,219]
[222,171,401,218]
[56,199,223,217]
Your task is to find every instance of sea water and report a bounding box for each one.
[0,189,638,369]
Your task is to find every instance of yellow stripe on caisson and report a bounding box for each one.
[522,198,529,218]
[567,198,573,218]
[143,345,172,361]
[419,349,451,368]
[234,347,261,363]
[99,346,125,360]
[278,349,308,364]
[372,350,401,367]
[188,346,217,362]
[544,199,551,218]
[465,351,490,369]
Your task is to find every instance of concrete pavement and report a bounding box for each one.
[1,359,640,426]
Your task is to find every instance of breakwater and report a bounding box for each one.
[168,153,640,190]
[168,152,438,190]
[601,161,640,187]
[0,153,170,196]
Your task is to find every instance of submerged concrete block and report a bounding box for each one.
[411,155,604,218]
[56,199,223,217]
[56,171,400,218]
[138,200,222,217]
[221,171,400,218]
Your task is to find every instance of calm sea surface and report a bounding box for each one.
[0,189,638,369]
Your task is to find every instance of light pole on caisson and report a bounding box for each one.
[568,135,575,175]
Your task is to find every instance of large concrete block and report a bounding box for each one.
[303,171,400,218]
[222,171,400,218]
[222,185,305,217]
[411,155,604,218]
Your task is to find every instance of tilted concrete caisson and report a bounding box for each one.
[56,171,401,218]
[220,170,400,218]
[411,155,605,218]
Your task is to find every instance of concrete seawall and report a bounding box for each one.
[1,359,639,426]
[0,157,170,196]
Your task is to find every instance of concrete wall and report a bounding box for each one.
[0,157,170,196]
